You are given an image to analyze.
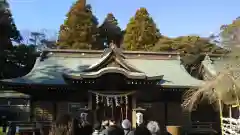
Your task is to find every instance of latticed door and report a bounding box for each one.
[34,101,53,121]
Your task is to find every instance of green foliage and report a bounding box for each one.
[152,35,226,54]
[152,36,174,51]
[175,35,228,79]
[0,0,8,11]
[123,7,160,51]
[57,0,98,49]
[0,44,37,79]
[220,18,240,47]
[99,13,122,47]
[219,18,240,60]
[0,132,6,135]
[29,32,45,46]
[0,0,22,50]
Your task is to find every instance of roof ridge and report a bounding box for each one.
[43,49,181,55]
[43,49,226,56]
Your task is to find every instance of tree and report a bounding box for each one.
[0,0,22,50]
[152,35,225,54]
[152,36,174,51]
[99,13,122,48]
[0,44,37,79]
[123,7,160,51]
[220,17,240,48]
[28,31,57,51]
[29,32,45,46]
[0,0,23,78]
[216,17,240,61]
[168,35,227,79]
[21,30,57,50]
[41,39,56,49]
[57,0,98,50]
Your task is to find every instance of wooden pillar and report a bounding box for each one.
[132,94,136,128]
[29,98,34,122]
[53,101,57,121]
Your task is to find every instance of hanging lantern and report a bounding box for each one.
[136,112,143,126]
[134,107,146,126]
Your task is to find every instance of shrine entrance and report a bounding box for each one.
[91,91,134,124]
[60,44,164,125]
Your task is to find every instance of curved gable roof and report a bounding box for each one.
[0,50,204,88]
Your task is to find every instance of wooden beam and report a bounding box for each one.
[29,98,34,121]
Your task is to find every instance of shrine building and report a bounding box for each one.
[0,45,220,134]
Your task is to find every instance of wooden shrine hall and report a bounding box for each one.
[0,44,220,134]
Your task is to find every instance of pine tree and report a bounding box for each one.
[57,0,98,49]
[99,13,122,47]
[0,0,22,51]
[123,7,160,51]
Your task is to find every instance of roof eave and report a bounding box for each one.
[160,84,202,89]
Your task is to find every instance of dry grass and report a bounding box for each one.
[182,45,240,112]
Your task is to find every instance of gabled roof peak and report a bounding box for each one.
[101,43,125,58]
[83,44,142,73]
[109,43,117,49]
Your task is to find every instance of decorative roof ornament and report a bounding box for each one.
[110,42,116,49]
[203,54,213,64]
[202,54,217,76]
[110,42,123,53]
[39,51,51,61]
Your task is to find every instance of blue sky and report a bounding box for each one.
[9,0,239,37]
